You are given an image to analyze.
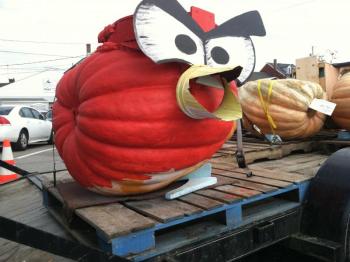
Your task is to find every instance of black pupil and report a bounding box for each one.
[211,47,229,65]
[175,34,197,55]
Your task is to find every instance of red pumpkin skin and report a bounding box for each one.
[53,16,237,195]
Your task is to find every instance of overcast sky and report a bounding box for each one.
[0,0,349,83]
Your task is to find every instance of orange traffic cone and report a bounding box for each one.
[0,139,19,184]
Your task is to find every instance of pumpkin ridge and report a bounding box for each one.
[241,82,310,112]
[74,123,229,149]
[62,137,113,188]
[78,83,176,106]
[78,55,180,102]
[330,73,350,130]
[72,53,102,99]
[74,129,223,172]
[77,110,229,123]
[76,52,134,96]
[242,103,306,123]
[243,112,309,131]
[75,151,152,183]
[77,144,220,180]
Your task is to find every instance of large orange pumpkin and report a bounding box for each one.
[53,16,236,195]
[331,72,350,130]
[239,79,326,139]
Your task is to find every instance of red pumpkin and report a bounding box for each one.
[53,16,236,195]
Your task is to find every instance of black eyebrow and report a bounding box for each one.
[206,11,266,39]
[134,0,205,39]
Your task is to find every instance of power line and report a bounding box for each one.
[0,50,76,58]
[0,70,63,75]
[0,55,85,67]
[0,67,65,75]
[0,38,89,45]
[0,66,68,70]
[11,70,58,83]
[2,62,77,70]
[271,0,317,12]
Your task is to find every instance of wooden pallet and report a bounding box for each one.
[213,140,314,165]
[250,152,328,177]
[42,164,312,261]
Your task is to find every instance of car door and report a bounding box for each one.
[30,108,51,141]
[19,107,40,141]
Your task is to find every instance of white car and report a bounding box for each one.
[0,105,53,150]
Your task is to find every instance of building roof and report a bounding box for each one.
[247,72,275,81]
[0,97,49,102]
[266,62,295,76]
[332,61,350,68]
[0,71,61,102]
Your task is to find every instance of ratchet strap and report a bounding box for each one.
[257,80,277,135]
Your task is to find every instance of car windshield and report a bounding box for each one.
[46,110,52,118]
[0,106,14,115]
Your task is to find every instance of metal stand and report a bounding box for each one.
[165,163,216,200]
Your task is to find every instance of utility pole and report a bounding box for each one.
[86,43,91,56]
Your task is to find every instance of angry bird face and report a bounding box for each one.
[134,0,266,85]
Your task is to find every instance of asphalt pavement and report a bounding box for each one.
[3,143,66,175]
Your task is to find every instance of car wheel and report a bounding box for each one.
[14,130,28,151]
[48,130,54,145]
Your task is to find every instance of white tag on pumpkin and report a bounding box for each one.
[309,99,336,116]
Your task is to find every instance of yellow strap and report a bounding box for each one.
[257,80,277,134]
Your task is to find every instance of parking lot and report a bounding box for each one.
[8,143,66,175]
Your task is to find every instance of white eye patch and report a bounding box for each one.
[134,5,204,65]
[205,36,255,84]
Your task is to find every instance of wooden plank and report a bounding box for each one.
[243,142,272,147]
[179,194,223,210]
[218,144,276,153]
[213,161,312,182]
[280,141,314,155]
[214,185,262,198]
[295,166,321,177]
[76,203,155,240]
[211,147,283,166]
[124,198,203,223]
[212,153,224,158]
[219,145,271,151]
[249,154,326,170]
[218,141,277,151]
[279,153,326,161]
[210,158,239,168]
[212,169,292,188]
[234,167,309,183]
[212,161,236,171]
[214,175,278,193]
[320,140,350,145]
[195,189,242,203]
[252,153,326,166]
[244,149,282,164]
[277,159,326,173]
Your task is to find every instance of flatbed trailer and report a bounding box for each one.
[1,138,349,262]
